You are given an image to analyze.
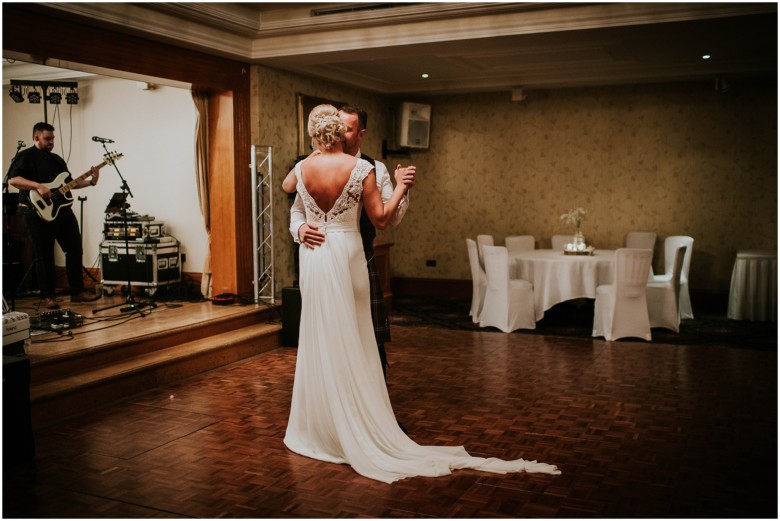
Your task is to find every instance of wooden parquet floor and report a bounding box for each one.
[3,324,778,518]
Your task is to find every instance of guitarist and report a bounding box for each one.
[7,122,101,310]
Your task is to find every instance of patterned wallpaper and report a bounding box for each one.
[253,67,777,297]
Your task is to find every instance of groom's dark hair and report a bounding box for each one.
[339,105,368,131]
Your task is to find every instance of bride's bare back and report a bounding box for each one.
[300,152,359,213]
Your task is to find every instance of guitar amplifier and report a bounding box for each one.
[103,220,165,242]
[100,237,181,290]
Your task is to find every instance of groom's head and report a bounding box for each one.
[339,105,367,156]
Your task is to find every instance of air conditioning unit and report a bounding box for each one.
[398,102,431,149]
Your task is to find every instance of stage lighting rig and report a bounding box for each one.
[65,88,79,105]
[8,84,24,103]
[8,80,78,122]
[27,88,42,104]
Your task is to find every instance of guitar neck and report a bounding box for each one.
[58,159,111,195]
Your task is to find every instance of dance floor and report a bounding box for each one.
[3,294,777,518]
[391,296,778,350]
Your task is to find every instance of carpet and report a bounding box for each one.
[390,296,777,350]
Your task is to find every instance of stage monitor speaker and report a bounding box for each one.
[282,287,301,347]
[398,102,431,149]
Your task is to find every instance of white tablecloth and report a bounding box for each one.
[727,250,777,322]
[511,249,615,321]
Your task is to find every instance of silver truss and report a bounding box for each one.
[251,145,274,304]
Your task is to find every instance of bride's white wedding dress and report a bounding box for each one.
[284,158,560,484]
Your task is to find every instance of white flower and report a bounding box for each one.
[560,207,587,228]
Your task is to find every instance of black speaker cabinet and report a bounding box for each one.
[282,286,301,347]
[3,355,35,465]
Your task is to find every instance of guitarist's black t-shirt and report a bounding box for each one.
[8,146,69,206]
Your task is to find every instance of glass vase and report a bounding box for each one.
[572,227,586,250]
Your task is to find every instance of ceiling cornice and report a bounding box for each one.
[39,2,255,60]
[252,3,772,60]
[18,3,777,96]
[252,2,573,35]
[40,2,776,62]
[146,2,263,36]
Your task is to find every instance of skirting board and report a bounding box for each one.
[392,277,471,300]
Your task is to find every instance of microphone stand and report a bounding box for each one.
[3,141,26,311]
[3,141,25,192]
[78,195,99,285]
[92,141,154,317]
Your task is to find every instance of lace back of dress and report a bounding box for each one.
[297,159,372,228]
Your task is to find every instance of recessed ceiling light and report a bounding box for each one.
[702,54,711,60]
[421,73,429,79]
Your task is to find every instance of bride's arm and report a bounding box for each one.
[282,168,297,193]
[283,150,322,193]
[363,168,413,230]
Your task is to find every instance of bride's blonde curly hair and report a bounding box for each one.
[308,104,346,150]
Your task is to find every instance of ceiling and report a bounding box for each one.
[4,2,778,96]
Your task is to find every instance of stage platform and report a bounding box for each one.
[4,292,284,428]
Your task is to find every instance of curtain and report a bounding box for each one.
[191,88,212,299]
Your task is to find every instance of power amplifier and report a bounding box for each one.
[103,220,165,242]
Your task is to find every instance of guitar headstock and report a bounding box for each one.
[104,151,124,165]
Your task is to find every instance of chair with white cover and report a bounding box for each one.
[505,235,535,254]
[592,248,653,341]
[625,231,657,276]
[551,235,570,251]
[480,245,536,332]
[646,245,686,332]
[653,236,694,319]
[476,234,494,269]
[466,239,487,323]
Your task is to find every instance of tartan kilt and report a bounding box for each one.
[366,252,391,345]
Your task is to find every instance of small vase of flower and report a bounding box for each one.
[560,207,588,251]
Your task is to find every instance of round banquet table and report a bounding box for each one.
[511,249,616,321]
[727,250,777,322]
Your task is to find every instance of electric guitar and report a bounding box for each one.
[29,151,123,222]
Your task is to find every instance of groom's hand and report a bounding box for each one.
[299,223,325,249]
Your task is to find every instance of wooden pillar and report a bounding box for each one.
[208,92,237,295]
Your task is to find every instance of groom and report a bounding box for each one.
[289,105,415,379]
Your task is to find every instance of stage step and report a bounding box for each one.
[28,307,283,428]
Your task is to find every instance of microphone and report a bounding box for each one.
[17,141,25,147]
[92,136,114,144]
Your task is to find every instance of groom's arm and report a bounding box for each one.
[290,193,325,249]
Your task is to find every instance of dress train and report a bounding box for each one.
[284,159,560,483]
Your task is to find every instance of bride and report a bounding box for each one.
[282,104,560,484]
